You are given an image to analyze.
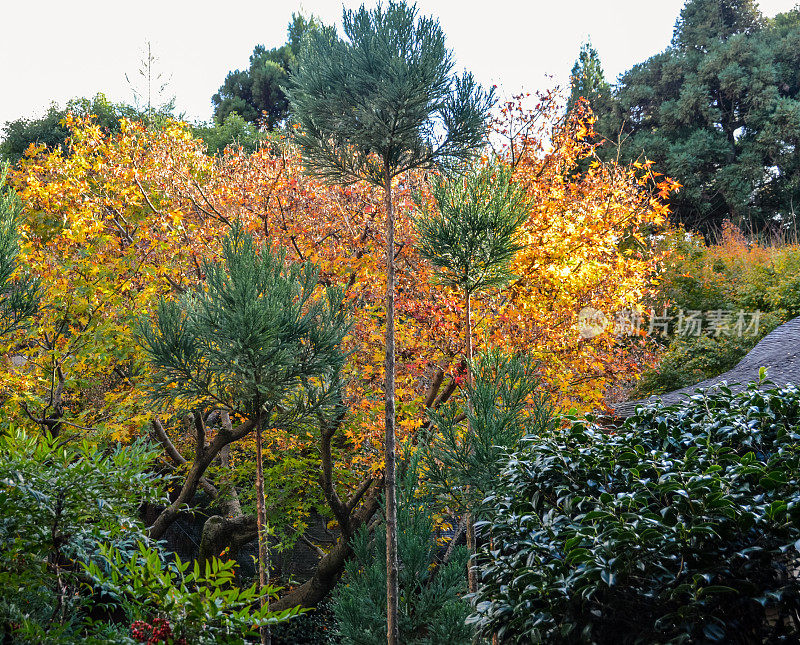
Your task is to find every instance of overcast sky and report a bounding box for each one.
[1,0,796,127]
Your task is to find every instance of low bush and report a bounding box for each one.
[0,427,302,643]
[86,542,303,644]
[471,375,800,643]
[0,427,164,641]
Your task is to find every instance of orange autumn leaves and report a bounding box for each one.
[4,116,229,441]
[4,94,676,473]
[490,96,679,408]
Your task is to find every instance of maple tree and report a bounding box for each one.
[484,95,679,411]
[3,115,217,440]
[0,165,39,342]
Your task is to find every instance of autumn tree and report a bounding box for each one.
[486,94,678,411]
[3,115,218,441]
[286,2,492,640]
[6,98,677,616]
[0,165,39,341]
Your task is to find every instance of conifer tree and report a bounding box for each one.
[414,161,529,591]
[566,40,612,118]
[139,226,349,645]
[332,456,472,644]
[590,0,800,232]
[286,3,492,641]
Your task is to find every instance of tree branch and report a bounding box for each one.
[318,412,350,534]
[151,416,220,499]
[424,367,445,409]
[147,416,257,540]
[346,477,375,514]
[151,416,185,466]
[300,534,327,559]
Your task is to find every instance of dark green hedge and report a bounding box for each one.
[471,377,800,643]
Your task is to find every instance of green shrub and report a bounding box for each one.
[0,427,165,641]
[85,542,304,644]
[191,113,271,156]
[471,376,800,643]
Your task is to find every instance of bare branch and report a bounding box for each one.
[152,416,220,499]
[300,534,327,559]
[135,178,161,215]
[435,377,458,408]
[424,367,445,409]
[191,180,231,226]
[346,477,375,514]
[151,416,186,466]
[440,515,467,567]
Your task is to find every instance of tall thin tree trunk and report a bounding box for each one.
[465,289,473,374]
[255,419,271,645]
[384,166,399,645]
[464,289,478,594]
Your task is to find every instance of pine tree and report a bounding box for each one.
[566,40,612,118]
[592,1,800,233]
[212,14,319,130]
[421,350,556,621]
[332,457,472,645]
[138,226,349,645]
[672,0,763,52]
[286,3,493,641]
[414,161,529,592]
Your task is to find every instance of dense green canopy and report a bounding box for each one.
[0,94,123,165]
[583,0,800,233]
[212,14,318,130]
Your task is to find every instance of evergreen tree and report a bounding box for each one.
[332,457,472,645]
[672,0,763,51]
[0,94,122,165]
[286,4,493,642]
[138,226,350,645]
[421,350,551,594]
[212,14,318,130]
[414,161,530,590]
[191,112,269,156]
[595,1,800,233]
[415,162,530,305]
[566,40,613,119]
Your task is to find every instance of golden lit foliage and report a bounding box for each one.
[486,96,679,408]
[4,116,216,440]
[5,95,676,466]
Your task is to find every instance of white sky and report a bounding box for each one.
[0,0,796,127]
